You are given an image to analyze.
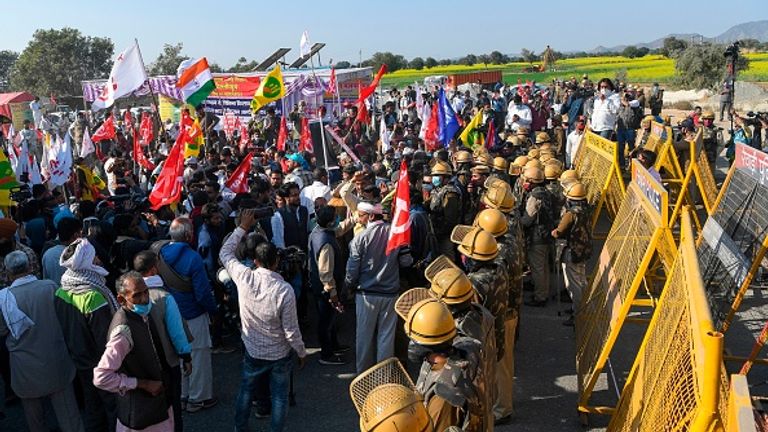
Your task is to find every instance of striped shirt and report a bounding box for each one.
[220,228,306,360]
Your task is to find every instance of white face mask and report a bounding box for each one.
[600,88,611,96]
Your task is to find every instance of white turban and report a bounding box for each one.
[357,201,383,215]
[60,238,109,277]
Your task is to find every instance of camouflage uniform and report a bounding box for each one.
[430,183,462,261]
[415,336,487,432]
[520,184,555,303]
[468,263,509,361]
[452,303,496,431]
[545,181,565,225]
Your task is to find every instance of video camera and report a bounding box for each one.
[9,184,32,203]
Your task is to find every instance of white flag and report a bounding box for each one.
[92,43,148,111]
[80,128,95,158]
[47,133,73,187]
[7,124,14,143]
[300,31,311,57]
[28,154,42,185]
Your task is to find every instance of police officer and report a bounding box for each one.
[544,163,565,224]
[699,110,719,173]
[426,257,496,430]
[490,157,510,184]
[516,127,532,149]
[453,150,473,173]
[396,291,486,431]
[430,161,462,261]
[452,151,473,225]
[521,166,555,307]
[350,358,434,432]
[507,155,529,190]
[451,225,508,368]
[535,131,552,149]
[551,182,592,326]
[471,209,520,424]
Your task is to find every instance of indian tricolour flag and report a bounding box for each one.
[176,57,216,107]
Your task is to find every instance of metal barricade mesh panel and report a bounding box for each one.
[575,132,624,222]
[608,213,722,432]
[697,149,719,210]
[698,169,768,331]
[576,185,657,394]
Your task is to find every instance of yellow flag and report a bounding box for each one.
[184,119,204,159]
[250,65,286,113]
[459,110,485,150]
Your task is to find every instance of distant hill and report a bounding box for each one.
[590,20,768,53]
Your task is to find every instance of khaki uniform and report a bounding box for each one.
[468,264,509,361]
[520,185,555,303]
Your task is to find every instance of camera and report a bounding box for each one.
[9,185,32,203]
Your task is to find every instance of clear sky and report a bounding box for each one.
[3,0,765,69]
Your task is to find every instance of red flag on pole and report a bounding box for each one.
[356,101,369,124]
[485,119,496,149]
[299,117,313,152]
[357,64,387,103]
[386,160,411,255]
[276,116,288,152]
[423,103,440,151]
[133,133,155,170]
[91,116,116,142]
[224,152,254,194]
[139,112,154,146]
[149,132,185,210]
[238,122,249,153]
[123,109,133,129]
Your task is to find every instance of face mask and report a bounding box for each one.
[423,183,433,192]
[600,88,611,96]
[431,177,442,188]
[132,301,152,317]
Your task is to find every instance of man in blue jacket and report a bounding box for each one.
[159,217,218,413]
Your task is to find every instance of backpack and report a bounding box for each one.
[150,240,194,293]
[566,203,593,264]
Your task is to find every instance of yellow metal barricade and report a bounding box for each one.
[727,375,757,432]
[668,128,719,230]
[576,159,677,419]
[573,129,626,235]
[607,209,725,432]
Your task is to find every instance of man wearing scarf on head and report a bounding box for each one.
[54,238,119,432]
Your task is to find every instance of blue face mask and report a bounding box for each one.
[431,177,442,188]
[132,302,152,317]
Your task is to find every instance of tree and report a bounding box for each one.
[661,37,688,58]
[209,63,223,73]
[622,46,643,58]
[363,52,407,72]
[438,58,453,66]
[227,56,258,73]
[334,61,351,69]
[460,54,477,66]
[425,57,438,68]
[673,43,750,90]
[409,57,425,70]
[478,54,491,68]
[489,51,507,65]
[10,28,113,97]
[0,50,18,89]
[520,48,537,65]
[148,43,189,75]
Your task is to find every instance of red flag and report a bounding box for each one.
[328,68,337,94]
[139,112,154,146]
[133,133,155,170]
[91,116,116,142]
[485,119,496,149]
[356,101,369,124]
[299,117,313,152]
[386,160,411,255]
[149,133,185,210]
[123,109,133,129]
[424,103,440,151]
[357,64,387,103]
[225,152,254,194]
[276,116,288,152]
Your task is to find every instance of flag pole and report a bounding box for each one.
[134,38,168,166]
[308,48,332,187]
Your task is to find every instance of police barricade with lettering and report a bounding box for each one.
[572,129,626,237]
[576,159,677,422]
[668,128,720,232]
[607,209,728,432]
[698,143,768,389]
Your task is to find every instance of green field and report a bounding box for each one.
[380,53,768,88]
